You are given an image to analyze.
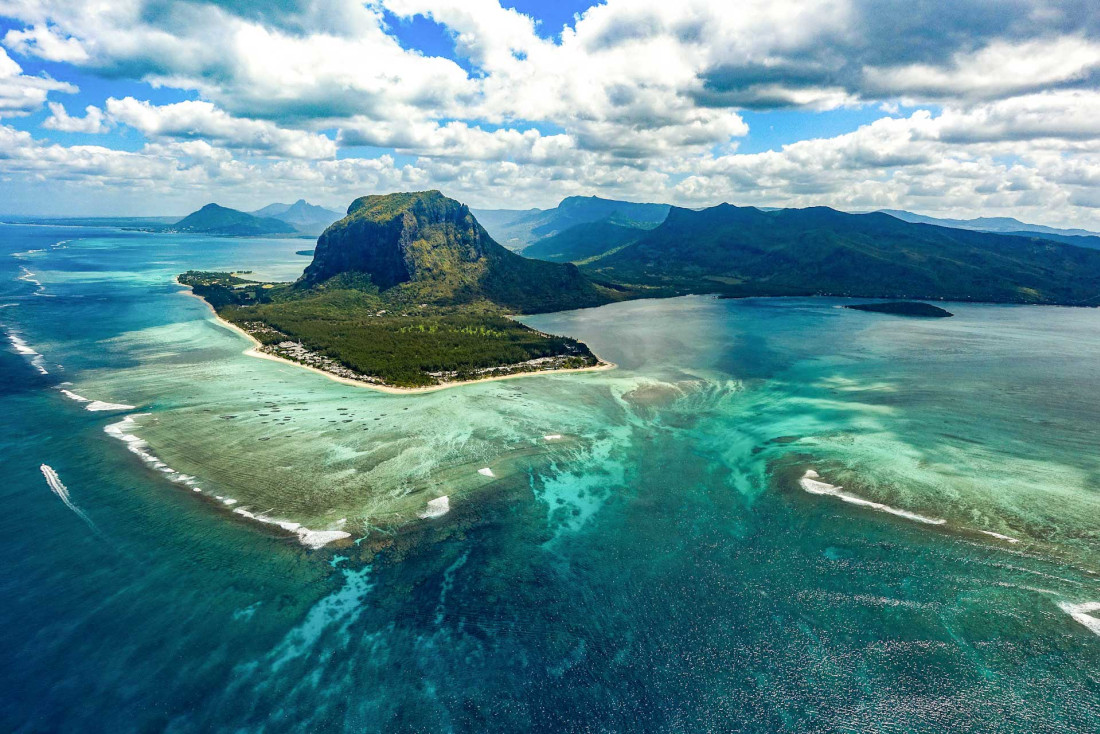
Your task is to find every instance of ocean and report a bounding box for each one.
[1,223,1097,732]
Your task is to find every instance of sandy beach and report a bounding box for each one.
[175,278,615,394]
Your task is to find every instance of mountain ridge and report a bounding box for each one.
[173,203,296,236]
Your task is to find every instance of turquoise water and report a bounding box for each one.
[1,224,1098,731]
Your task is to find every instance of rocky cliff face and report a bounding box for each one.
[299,190,610,313]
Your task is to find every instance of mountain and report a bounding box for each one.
[173,204,295,236]
[252,199,341,235]
[300,190,612,313]
[880,209,1100,239]
[590,204,1100,305]
[522,220,647,263]
[473,196,670,250]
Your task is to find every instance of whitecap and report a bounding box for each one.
[799,469,946,526]
[978,530,1020,544]
[543,434,563,441]
[1058,601,1100,637]
[418,495,450,519]
[7,332,48,374]
[232,507,352,549]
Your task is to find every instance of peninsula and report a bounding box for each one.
[180,191,619,389]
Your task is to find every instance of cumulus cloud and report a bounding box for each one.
[0,45,74,117]
[104,97,336,159]
[0,0,1099,225]
[43,101,107,133]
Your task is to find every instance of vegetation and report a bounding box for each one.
[473,195,670,250]
[588,204,1100,306]
[180,270,598,387]
[300,190,616,313]
[173,203,296,236]
[522,220,647,263]
[178,190,618,387]
[845,302,954,317]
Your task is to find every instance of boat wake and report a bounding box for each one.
[40,464,98,532]
[799,469,946,526]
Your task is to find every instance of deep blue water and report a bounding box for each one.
[1,224,1098,732]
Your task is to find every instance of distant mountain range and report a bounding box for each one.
[585,204,1100,305]
[879,209,1100,242]
[169,200,341,236]
[172,204,296,236]
[473,195,670,250]
[251,199,342,235]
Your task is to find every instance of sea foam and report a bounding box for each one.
[59,388,135,412]
[799,469,946,526]
[1058,601,1100,637]
[418,495,450,519]
[7,332,48,374]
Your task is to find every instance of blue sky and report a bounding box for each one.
[0,1,1097,227]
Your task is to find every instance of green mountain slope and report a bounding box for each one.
[591,204,1100,305]
[302,190,611,313]
[474,196,670,250]
[522,220,646,263]
[174,203,295,236]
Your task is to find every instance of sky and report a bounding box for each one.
[0,1,1099,227]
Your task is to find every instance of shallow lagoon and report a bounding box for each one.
[1,224,1098,731]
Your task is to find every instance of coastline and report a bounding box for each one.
[175,278,616,394]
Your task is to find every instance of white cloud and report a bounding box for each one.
[3,23,87,62]
[105,97,336,159]
[0,45,74,118]
[43,101,106,133]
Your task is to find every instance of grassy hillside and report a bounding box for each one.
[522,220,647,263]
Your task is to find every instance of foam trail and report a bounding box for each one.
[40,464,98,532]
[799,470,946,526]
[1058,601,1100,637]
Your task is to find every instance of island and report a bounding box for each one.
[179,191,619,390]
[844,301,954,317]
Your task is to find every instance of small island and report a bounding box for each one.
[844,301,954,317]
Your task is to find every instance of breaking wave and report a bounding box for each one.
[58,387,135,412]
[799,469,946,526]
[104,414,349,549]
